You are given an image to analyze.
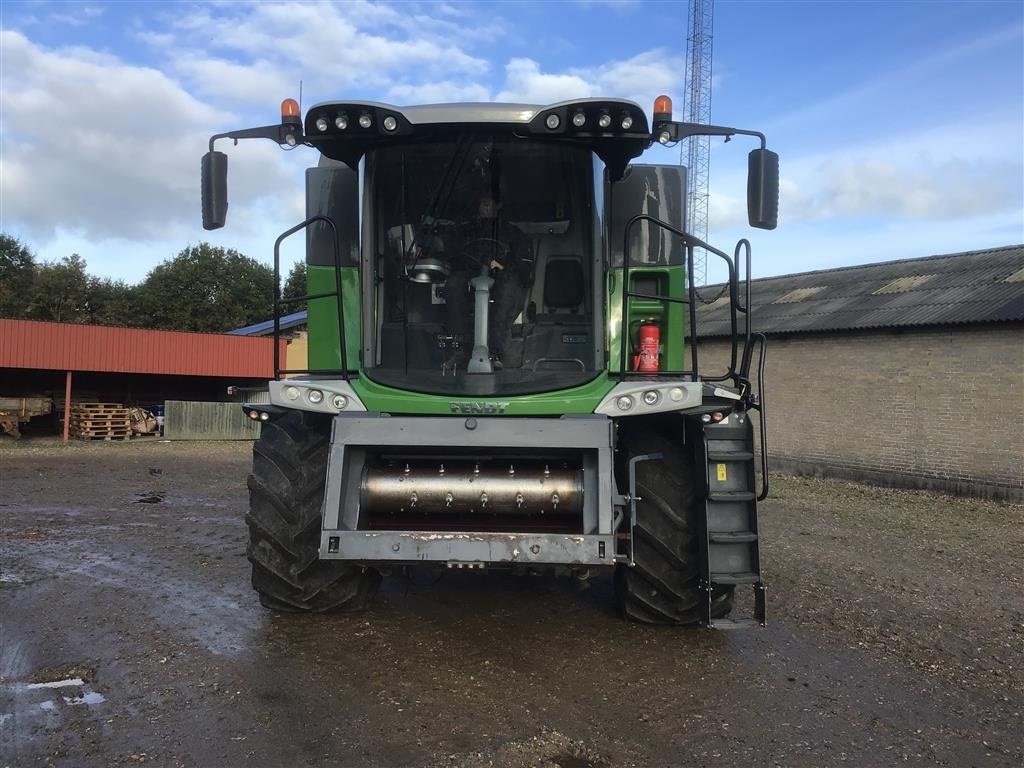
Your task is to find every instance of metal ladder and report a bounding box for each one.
[696,413,766,629]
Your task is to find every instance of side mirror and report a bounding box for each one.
[201,151,228,230]
[747,148,779,230]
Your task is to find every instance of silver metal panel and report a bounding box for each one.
[305,98,647,127]
[320,530,615,566]
[306,100,540,125]
[332,414,610,448]
[320,414,617,544]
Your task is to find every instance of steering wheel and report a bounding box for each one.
[460,237,511,274]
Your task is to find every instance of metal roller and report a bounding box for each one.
[361,461,583,516]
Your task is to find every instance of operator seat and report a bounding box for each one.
[542,258,586,316]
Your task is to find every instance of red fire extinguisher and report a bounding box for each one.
[633,319,661,372]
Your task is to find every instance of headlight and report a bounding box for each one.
[598,113,612,129]
[307,389,324,404]
[331,394,348,411]
[668,387,685,402]
[642,390,660,406]
[621,115,633,130]
[335,114,348,130]
[545,113,560,130]
[315,117,328,132]
[284,386,300,401]
[382,115,398,132]
[572,112,586,127]
[616,395,634,412]
[358,113,372,129]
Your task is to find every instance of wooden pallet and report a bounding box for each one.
[71,417,131,427]
[72,427,132,441]
[70,402,132,440]
[71,403,129,416]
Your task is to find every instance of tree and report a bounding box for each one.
[135,243,274,332]
[85,277,138,327]
[0,234,37,318]
[282,262,307,313]
[27,254,90,323]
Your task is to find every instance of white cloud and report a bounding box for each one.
[497,59,593,104]
[496,50,684,108]
[153,1,493,105]
[0,31,294,246]
[48,4,105,27]
[386,81,491,105]
[811,158,1019,220]
[174,56,296,106]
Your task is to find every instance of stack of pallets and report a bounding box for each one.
[70,403,132,441]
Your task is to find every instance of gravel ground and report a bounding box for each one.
[1,438,1022,768]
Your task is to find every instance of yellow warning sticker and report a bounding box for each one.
[716,463,727,482]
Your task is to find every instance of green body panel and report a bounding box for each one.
[606,265,688,373]
[305,262,689,405]
[306,265,360,372]
[350,374,617,415]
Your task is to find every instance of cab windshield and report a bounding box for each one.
[364,135,600,397]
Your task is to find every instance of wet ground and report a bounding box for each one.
[1,439,1022,768]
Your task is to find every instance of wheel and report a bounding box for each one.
[246,410,381,612]
[614,417,734,625]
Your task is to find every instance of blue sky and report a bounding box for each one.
[2,0,1021,284]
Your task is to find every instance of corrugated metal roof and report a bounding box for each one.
[695,244,1024,337]
[0,319,282,377]
[228,311,308,336]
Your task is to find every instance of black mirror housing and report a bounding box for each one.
[747,148,779,230]
[201,151,228,230]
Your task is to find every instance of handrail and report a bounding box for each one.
[734,239,752,374]
[620,214,743,383]
[748,332,770,501]
[273,215,348,380]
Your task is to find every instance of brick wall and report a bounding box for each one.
[697,325,1024,500]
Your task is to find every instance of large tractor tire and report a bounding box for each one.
[246,410,380,612]
[614,418,733,625]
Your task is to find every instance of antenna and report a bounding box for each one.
[298,79,303,112]
[681,0,714,286]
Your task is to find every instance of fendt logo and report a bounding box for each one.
[449,402,510,415]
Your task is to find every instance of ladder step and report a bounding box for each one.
[710,617,763,630]
[709,531,758,543]
[711,571,760,585]
[707,450,754,461]
[708,491,756,503]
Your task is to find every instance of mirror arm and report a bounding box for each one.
[208,123,301,152]
[656,121,766,149]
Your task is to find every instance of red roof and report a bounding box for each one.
[0,319,281,378]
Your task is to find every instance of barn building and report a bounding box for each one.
[0,319,282,440]
[696,245,1023,501]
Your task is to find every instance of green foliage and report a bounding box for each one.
[0,234,37,318]
[1,234,276,332]
[136,243,274,332]
[85,277,138,327]
[26,254,91,323]
[282,262,307,312]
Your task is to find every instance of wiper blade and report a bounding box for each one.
[406,133,472,262]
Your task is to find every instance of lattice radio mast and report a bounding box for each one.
[682,0,714,285]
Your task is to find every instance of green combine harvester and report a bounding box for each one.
[201,93,778,627]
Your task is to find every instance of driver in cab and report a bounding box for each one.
[445,190,531,369]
